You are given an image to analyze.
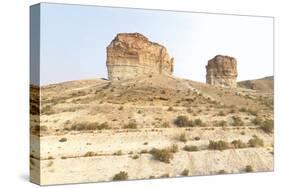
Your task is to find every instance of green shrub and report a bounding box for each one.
[124,122,137,129]
[248,135,264,147]
[260,119,273,133]
[161,122,170,128]
[245,165,253,172]
[232,116,244,126]
[231,139,247,148]
[150,148,173,163]
[168,107,173,111]
[169,144,179,153]
[113,171,128,181]
[208,140,230,151]
[59,138,67,142]
[114,150,122,155]
[175,116,193,127]
[132,155,139,159]
[252,117,263,125]
[181,169,189,176]
[183,145,199,152]
[179,133,187,142]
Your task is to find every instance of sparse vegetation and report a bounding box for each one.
[170,144,179,153]
[260,119,273,133]
[252,117,263,125]
[66,122,110,131]
[132,155,139,159]
[114,150,123,155]
[194,136,200,141]
[161,122,170,128]
[218,170,226,174]
[231,139,247,148]
[183,145,199,152]
[179,133,187,142]
[113,171,128,181]
[150,148,173,163]
[245,165,253,172]
[59,138,67,142]
[175,115,192,127]
[181,169,189,176]
[232,116,244,126]
[248,135,264,147]
[124,122,137,129]
[208,140,230,151]
[167,106,173,111]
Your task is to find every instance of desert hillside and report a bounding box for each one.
[238,76,274,92]
[30,75,274,185]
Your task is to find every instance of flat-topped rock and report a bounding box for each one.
[206,55,238,87]
[106,33,174,81]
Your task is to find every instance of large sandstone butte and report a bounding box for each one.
[106,33,174,81]
[206,55,238,87]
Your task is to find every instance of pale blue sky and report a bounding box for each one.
[39,3,273,85]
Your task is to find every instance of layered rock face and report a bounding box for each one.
[106,33,174,81]
[206,55,238,87]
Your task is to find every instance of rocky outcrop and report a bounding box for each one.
[206,55,238,87]
[106,33,174,81]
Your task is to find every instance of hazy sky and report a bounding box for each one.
[39,3,273,85]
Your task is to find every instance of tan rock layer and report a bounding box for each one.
[106,33,174,81]
[206,55,238,87]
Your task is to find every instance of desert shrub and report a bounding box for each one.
[167,106,173,111]
[169,144,179,153]
[114,150,122,156]
[150,148,173,163]
[208,140,230,151]
[143,142,148,145]
[239,107,247,112]
[218,170,226,174]
[84,151,96,157]
[97,122,109,130]
[175,116,194,127]
[248,135,264,147]
[161,122,170,128]
[181,169,189,176]
[217,120,227,127]
[183,145,199,152]
[124,122,137,129]
[245,165,253,172]
[231,139,247,148]
[132,155,139,159]
[232,116,244,126]
[179,133,187,142]
[69,122,109,131]
[260,119,274,133]
[229,109,236,113]
[113,171,128,181]
[252,117,263,125]
[194,136,200,141]
[140,149,148,154]
[41,105,55,115]
[59,138,67,142]
[218,111,225,116]
[118,106,124,110]
[194,118,203,126]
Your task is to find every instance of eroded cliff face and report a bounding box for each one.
[206,55,238,87]
[106,33,174,81]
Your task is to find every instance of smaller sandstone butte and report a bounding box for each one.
[206,55,238,87]
[106,33,174,81]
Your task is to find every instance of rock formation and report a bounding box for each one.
[206,55,238,87]
[106,33,174,81]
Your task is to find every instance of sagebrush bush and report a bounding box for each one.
[248,135,264,147]
[175,116,193,127]
[183,145,199,152]
[260,119,273,133]
[150,148,173,163]
[208,140,230,151]
[124,122,137,129]
[245,165,253,172]
[231,139,247,148]
[232,116,244,126]
[181,169,189,176]
[113,171,128,181]
[179,133,187,142]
